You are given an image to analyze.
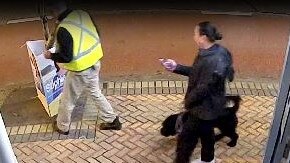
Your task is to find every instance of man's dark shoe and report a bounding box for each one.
[99,116,122,130]
[53,121,69,135]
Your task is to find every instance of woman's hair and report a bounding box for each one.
[198,21,222,42]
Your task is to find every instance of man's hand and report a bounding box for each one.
[159,58,177,72]
[44,50,52,59]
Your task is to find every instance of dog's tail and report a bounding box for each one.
[226,95,242,113]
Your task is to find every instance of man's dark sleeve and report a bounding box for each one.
[226,51,235,82]
[51,27,73,63]
[173,64,193,76]
[89,13,101,38]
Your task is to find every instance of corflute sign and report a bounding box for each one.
[26,40,65,117]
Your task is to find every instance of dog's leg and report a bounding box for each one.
[227,132,239,147]
[215,133,225,142]
[226,118,239,147]
[175,117,199,163]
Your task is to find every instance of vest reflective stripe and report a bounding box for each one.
[61,20,100,61]
[57,10,103,71]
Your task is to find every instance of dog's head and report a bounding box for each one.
[225,95,242,113]
[160,114,179,137]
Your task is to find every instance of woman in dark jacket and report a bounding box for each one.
[160,21,234,163]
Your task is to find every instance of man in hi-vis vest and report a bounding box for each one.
[44,0,122,135]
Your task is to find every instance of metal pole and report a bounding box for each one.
[0,113,17,163]
[263,34,290,163]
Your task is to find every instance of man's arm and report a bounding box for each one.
[89,13,101,38]
[51,27,73,63]
[173,64,193,76]
[226,51,235,82]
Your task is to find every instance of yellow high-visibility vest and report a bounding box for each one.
[57,10,103,71]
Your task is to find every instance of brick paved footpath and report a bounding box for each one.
[5,80,277,163]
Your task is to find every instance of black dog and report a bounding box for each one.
[160,95,241,147]
[214,95,241,147]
